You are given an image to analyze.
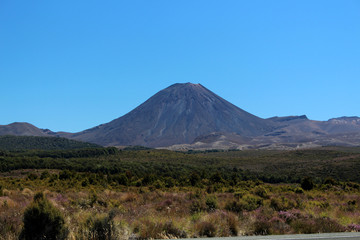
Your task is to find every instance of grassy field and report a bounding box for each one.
[1,147,360,239]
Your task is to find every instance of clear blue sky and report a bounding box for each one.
[1,0,359,132]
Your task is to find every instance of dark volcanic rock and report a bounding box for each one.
[71,83,275,147]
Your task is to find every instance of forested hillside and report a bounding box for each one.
[0,135,100,151]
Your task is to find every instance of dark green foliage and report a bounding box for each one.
[40,170,50,180]
[27,173,38,181]
[253,186,268,198]
[242,194,263,211]
[0,135,100,151]
[189,172,201,186]
[301,177,314,191]
[1,147,360,187]
[324,177,337,185]
[20,192,68,240]
[225,200,243,213]
[111,174,128,186]
[210,172,224,184]
[190,199,206,213]
[205,195,218,211]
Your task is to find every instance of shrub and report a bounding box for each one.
[242,194,263,211]
[324,177,337,185]
[270,196,297,211]
[27,173,38,181]
[291,217,345,234]
[253,186,268,199]
[196,221,216,237]
[301,177,314,191]
[206,210,239,236]
[20,192,68,240]
[253,217,271,235]
[205,195,218,212]
[294,187,304,194]
[225,200,244,213]
[190,199,206,213]
[40,171,50,180]
[87,210,121,240]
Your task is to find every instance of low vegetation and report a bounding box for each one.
[1,146,360,239]
[0,135,100,151]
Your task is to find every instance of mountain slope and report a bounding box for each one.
[71,83,276,147]
[0,122,52,136]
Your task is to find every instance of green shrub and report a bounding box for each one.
[40,171,50,180]
[294,187,304,194]
[225,200,244,213]
[270,196,297,211]
[27,173,38,181]
[190,199,206,213]
[205,195,218,212]
[86,210,120,240]
[20,192,68,240]
[301,177,314,191]
[253,186,268,199]
[324,177,337,185]
[242,194,263,211]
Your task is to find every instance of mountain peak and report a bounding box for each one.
[72,83,274,147]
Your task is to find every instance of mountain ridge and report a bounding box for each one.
[1,83,360,149]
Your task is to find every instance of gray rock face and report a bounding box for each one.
[71,83,275,147]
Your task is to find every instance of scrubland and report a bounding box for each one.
[1,147,360,239]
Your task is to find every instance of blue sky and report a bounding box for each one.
[1,0,359,132]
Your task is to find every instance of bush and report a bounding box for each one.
[291,217,345,234]
[270,196,297,211]
[294,187,304,194]
[253,186,268,199]
[40,171,50,180]
[196,221,216,237]
[87,210,121,240]
[242,194,263,211]
[225,200,244,213]
[190,199,206,213]
[27,173,38,181]
[253,217,271,235]
[20,192,68,240]
[301,177,314,191]
[205,195,218,212]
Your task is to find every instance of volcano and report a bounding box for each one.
[71,83,275,147]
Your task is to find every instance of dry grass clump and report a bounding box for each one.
[133,218,186,239]
[193,210,239,237]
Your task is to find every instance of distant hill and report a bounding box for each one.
[0,122,54,136]
[0,135,101,151]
